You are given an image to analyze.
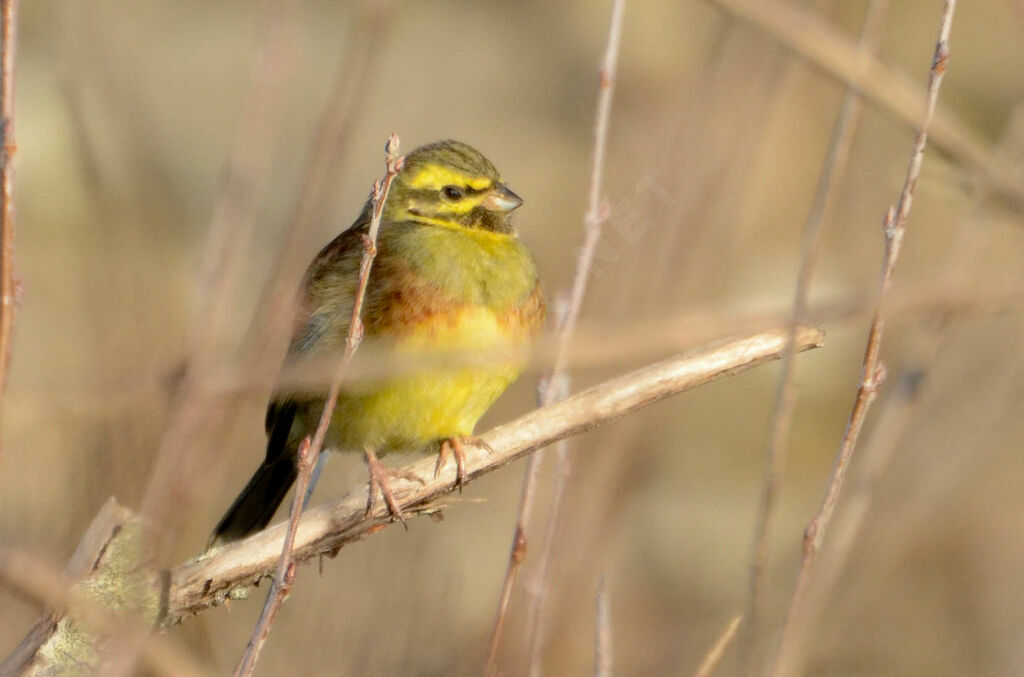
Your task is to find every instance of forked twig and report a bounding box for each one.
[231,135,403,675]
[768,4,957,676]
[485,1,625,673]
[744,0,888,661]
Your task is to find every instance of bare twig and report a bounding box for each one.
[232,135,402,676]
[769,4,957,676]
[594,574,612,677]
[744,0,888,662]
[309,134,402,451]
[166,327,824,623]
[486,1,625,673]
[233,438,316,677]
[705,0,1024,214]
[693,615,742,677]
[801,203,994,655]
[0,0,18,441]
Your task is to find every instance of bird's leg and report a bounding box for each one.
[434,436,495,492]
[363,447,422,523]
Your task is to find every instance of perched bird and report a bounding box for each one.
[209,140,545,547]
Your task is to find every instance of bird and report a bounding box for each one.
[208,140,545,547]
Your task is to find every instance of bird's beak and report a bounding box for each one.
[482,183,524,213]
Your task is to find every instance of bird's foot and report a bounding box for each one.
[434,436,495,492]
[364,448,423,523]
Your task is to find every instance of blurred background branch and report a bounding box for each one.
[0,0,18,452]
[745,1,889,660]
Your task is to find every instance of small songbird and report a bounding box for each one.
[209,140,545,547]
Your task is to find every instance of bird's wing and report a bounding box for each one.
[263,219,369,436]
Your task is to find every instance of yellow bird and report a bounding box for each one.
[210,140,544,546]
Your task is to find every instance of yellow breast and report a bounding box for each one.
[328,304,531,452]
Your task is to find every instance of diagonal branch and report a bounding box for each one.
[165,326,823,623]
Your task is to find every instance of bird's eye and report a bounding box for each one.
[441,185,464,201]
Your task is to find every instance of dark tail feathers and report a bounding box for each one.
[207,456,298,549]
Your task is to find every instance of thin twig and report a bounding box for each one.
[743,0,888,663]
[312,134,402,453]
[693,615,742,677]
[232,437,316,677]
[0,0,18,444]
[802,203,993,654]
[769,4,956,676]
[166,326,824,622]
[232,134,402,675]
[705,0,1024,214]
[594,574,612,677]
[485,1,625,673]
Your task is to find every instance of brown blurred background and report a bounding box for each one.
[2,0,1024,674]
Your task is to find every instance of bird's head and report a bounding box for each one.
[383,140,523,234]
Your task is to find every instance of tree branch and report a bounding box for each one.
[166,326,823,623]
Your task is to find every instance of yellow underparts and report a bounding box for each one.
[330,306,528,453]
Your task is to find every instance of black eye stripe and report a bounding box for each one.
[408,183,488,204]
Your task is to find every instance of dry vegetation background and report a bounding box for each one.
[2,0,1024,675]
